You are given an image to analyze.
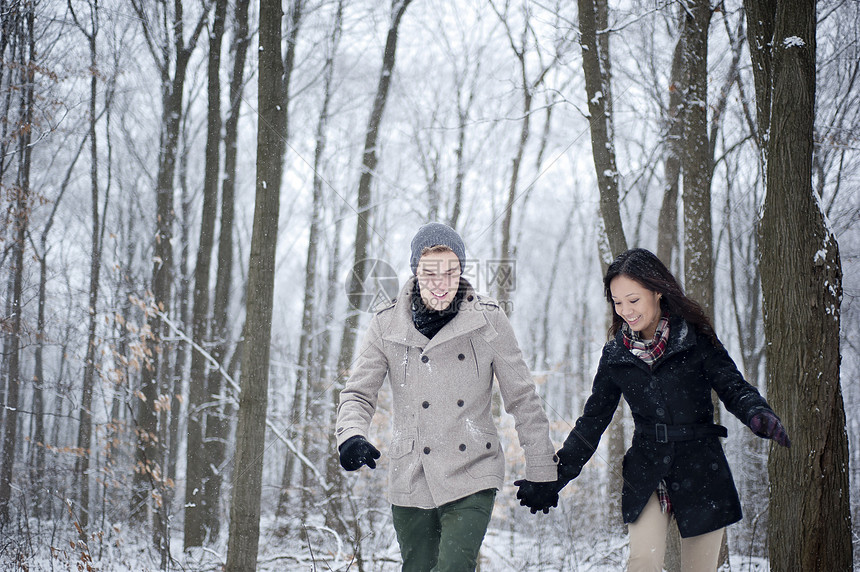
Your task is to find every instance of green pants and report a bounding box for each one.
[391,489,496,572]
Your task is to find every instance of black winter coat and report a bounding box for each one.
[557,317,775,537]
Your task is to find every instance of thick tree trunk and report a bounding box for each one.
[224,0,288,566]
[657,17,684,266]
[579,0,626,258]
[750,2,853,568]
[680,0,713,320]
[185,0,227,548]
[743,0,775,158]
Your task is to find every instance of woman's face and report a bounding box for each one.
[416,249,461,311]
[609,274,662,340]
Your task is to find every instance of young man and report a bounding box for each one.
[335,222,558,571]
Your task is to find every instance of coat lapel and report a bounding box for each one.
[379,276,489,352]
[422,298,488,353]
[380,278,428,348]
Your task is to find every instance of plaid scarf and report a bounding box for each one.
[621,316,670,367]
[656,480,673,514]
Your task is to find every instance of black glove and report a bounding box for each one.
[338,435,381,471]
[513,479,564,514]
[749,411,791,448]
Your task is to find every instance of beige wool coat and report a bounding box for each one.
[336,277,557,508]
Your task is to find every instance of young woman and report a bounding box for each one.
[336,222,557,571]
[516,248,790,572]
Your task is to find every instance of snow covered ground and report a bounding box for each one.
[4,513,773,571]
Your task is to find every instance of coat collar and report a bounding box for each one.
[603,316,696,370]
[380,276,490,351]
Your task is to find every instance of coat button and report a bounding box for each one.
[711,462,719,471]
[422,401,429,409]
[459,444,466,451]
[421,355,429,363]
[424,447,431,454]
[663,456,671,464]
[553,455,559,463]
[486,442,492,449]
[458,353,465,360]
[656,408,665,417]
[671,482,680,491]
[649,381,657,389]
[457,399,464,407]
[467,295,474,301]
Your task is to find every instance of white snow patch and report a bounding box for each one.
[783,36,806,48]
[590,90,603,104]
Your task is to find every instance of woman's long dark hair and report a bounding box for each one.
[604,248,721,348]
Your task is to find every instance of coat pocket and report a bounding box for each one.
[388,436,417,494]
[462,425,504,480]
[389,436,414,459]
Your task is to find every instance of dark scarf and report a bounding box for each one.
[411,280,465,339]
[621,316,670,367]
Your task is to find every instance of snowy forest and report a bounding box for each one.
[1,0,858,570]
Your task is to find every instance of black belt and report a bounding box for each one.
[634,422,728,443]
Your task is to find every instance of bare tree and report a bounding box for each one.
[578,0,628,530]
[185,0,227,548]
[656,10,684,265]
[328,0,413,535]
[67,0,106,534]
[490,1,570,311]
[745,1,853,568]
[224,0,290,566]
[579,0,626,258]
[197,0,253,542]
[0,1,34,525]
[129,0,209,560]
[680,0,713,320]
[280,0,344,522]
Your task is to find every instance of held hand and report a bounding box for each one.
[749,411,791,448]
[338,435,381,471]
[513,479,563,514]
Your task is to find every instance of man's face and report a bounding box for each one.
[416,250,461,311]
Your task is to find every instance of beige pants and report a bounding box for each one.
[627,492,724,572]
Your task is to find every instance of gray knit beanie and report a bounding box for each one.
[410,222,466,274]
